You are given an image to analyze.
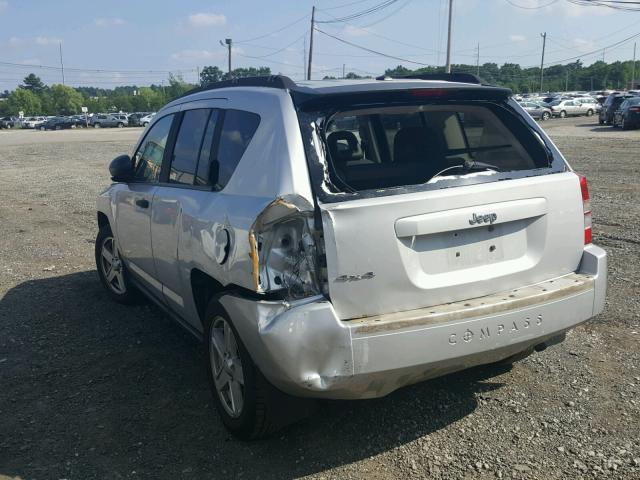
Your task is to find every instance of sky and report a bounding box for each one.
[0,0,639,90]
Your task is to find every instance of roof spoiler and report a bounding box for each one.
[376,72,485,85]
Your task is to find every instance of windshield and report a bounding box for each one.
[548,100,561,106]
[315,103,549,193]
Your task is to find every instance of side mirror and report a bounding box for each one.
[109,154,133,182]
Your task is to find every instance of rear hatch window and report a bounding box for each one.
[298,95,563,202]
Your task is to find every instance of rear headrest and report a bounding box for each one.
[393,126,445,164]
[327,131,364,167]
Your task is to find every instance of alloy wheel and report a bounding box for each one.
[209,316,245,418]
[100,236,126,294]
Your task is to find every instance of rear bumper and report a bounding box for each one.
[220,245,606,400]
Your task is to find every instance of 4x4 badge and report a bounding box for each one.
[469,213,498,225]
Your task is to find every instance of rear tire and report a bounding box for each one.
[95,223,139,304]
[204,300,314,440]
[559,110,567,118]
[541,111,550,121]
[94,123,101,128]
[117,122,124,128]
[143,122,149,127]
[586,109,594,117]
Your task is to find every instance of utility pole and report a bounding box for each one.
[59,42,65,85]
[307,6,315,80]
[196,66,200,86]
[591,77,594,91]
[476,42,480,76]
[225,39,232,78]
[445,0,453,73]
[342,63,346,79]
[632,42,637,90]
[565,69,569,91]
[539,32,546,93]
[602,48,605,63]
[303,37,307,79]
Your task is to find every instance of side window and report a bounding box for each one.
[195,110,220,186]
[169,109,212,185]
[216,109,260,189]
[133,114,174,183]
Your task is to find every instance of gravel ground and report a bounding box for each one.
[0,119,639,480]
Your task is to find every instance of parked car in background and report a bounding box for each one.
[599,93,634,125]
[548,99,583,118]
[89,114,127,128]
[0,116,18,129]
[69,115,88,128]
[96,75,606,439]
[520,101,552,120]
[139,112,156,127]
[21,116,47,128]
[612,97,640,130]
[128,112,150,126]
[114,114,129,125]
[40,117,75,130]
[574,97,600,115]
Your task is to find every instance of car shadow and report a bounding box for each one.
[573,122,616,132]
[0,271,509,479]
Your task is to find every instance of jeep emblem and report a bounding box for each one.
[469,212,498,225]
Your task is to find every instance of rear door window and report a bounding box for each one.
[169,109,212,185]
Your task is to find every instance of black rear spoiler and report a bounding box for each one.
[293,84,512,111]
[377,72,487,85]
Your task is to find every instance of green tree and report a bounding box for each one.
[49,84,84,114]
[200,66,225,86]
[6,88,42,115]
[20,73,46,94]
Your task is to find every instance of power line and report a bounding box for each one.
[234,13,310,44]
[315,0,402,23]
[504,0,559,9]
[314,27,429,65]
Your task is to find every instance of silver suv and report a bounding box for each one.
[90,113,126,128]
[96,75,607,439]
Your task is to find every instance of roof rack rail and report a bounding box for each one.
[176,75,297,100]
[376,72,484,85]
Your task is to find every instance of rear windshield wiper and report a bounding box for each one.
[430,159,502,180]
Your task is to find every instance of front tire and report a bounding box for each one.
[205,301,313,440]
[94,123,101,128]
[117,122,124,128]
[586,109,594,117]
[559,110,567,119]
[95,223,138,304]
[541,111,550,121]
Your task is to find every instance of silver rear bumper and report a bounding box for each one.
[220,245,607,400]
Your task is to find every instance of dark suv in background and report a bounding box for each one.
[612,97,640,130]
[599,93,634,125]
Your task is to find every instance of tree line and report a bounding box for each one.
[1,59,637,117]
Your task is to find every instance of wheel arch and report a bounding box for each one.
[190,268,231,327]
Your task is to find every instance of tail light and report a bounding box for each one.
[249,195,326,299]
[579,174,592,245]
[629,106,640,112]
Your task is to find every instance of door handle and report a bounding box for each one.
[135,198,150,209]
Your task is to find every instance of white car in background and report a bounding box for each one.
[139,113,156,127]
[21,116,47,128]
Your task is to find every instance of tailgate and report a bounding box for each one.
[321,172,584,320]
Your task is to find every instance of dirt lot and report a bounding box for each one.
[1,119,639,480]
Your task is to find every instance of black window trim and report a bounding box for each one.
[162,107,216,187]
